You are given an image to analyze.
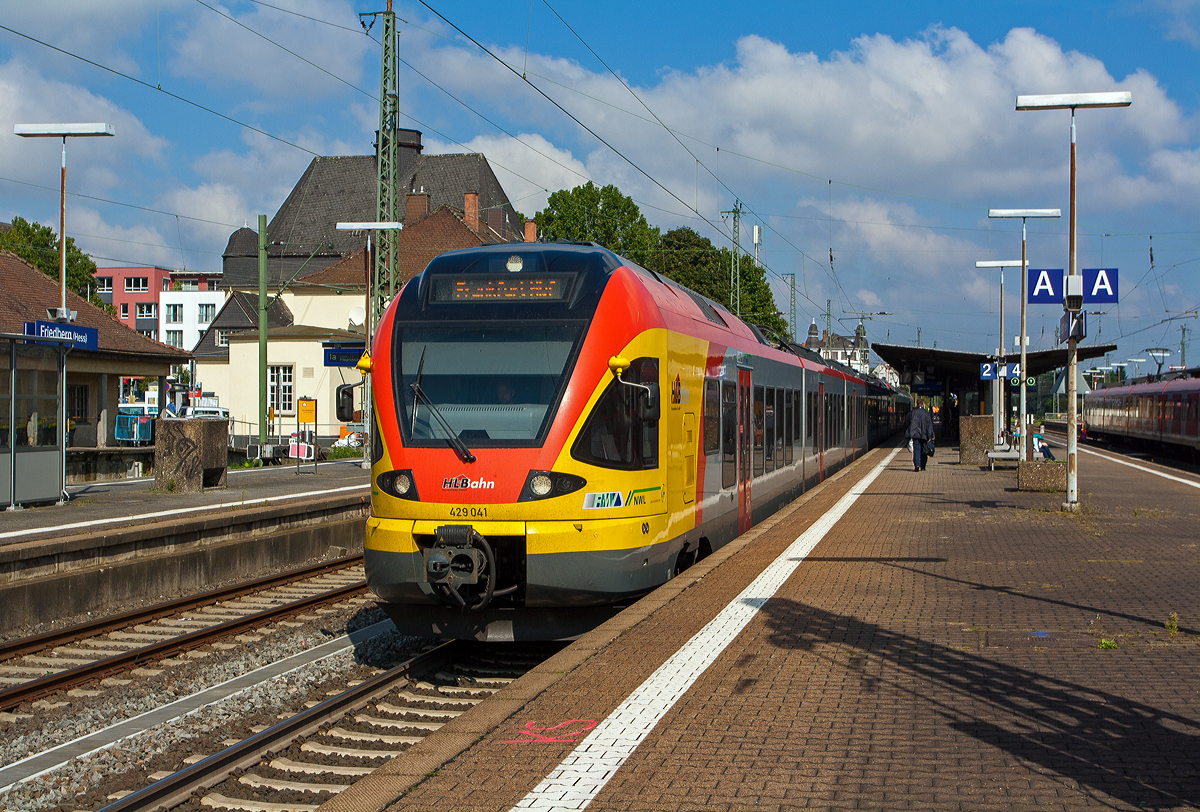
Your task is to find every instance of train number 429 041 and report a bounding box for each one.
[449,506,488,518]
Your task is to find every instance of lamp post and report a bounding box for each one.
[1110,361,1128,383]
[1128,358,1146,381]
[14,123,114,321]
[1017,90,1131,512]
[336,221,401,470]
[988,209,1060,460]
[976,259,1023,446]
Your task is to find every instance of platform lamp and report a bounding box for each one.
[1109,361,1128,383]
[976,259,1024,447]
[336,221,401,470]
[14,123,114,321]
[988,209,1060,460]
[1127,358,1146,381]
[1016,91,1131,512]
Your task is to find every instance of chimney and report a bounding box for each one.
[524,220,537,243]
[405,193,429,223]
[464,191,479,234]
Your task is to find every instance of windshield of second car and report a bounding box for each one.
[397,322,581,445]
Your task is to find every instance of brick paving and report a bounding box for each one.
[334,442,1200,812]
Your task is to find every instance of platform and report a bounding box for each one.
[0,458,369,546]
[325,437,1200,812]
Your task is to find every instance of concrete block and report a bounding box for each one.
[154,418,229,493]
[959,415,993,466]
[1018,459,1067,492]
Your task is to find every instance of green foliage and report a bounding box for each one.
[646,227,788,339]
[534,182,660,267]
[0,216,103,306]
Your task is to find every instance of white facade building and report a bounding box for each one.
[159,290,228,351]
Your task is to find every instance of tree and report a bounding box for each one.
[534,182,660,267]
[647,227,788,339]
[0,216,102,305]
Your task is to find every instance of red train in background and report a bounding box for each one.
[1082,371,1200,458]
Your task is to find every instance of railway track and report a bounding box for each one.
[0,556,369,713]
[86,640,562,812]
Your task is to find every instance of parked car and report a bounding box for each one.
[181,406,230,419]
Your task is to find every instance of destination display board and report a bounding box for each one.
[431,275,573,303]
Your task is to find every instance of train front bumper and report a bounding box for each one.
[364,514,673,608]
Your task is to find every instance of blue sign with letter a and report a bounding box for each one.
[1028,268,1118,304]
[1028,269,1064,304]
[1083,268,1118,304]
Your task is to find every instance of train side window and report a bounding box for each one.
[571,356,659,470]
[792,389,801,456]
[721,382,737,488]
[753,386,765,477]
[703,379,720,455]
[784,389,793,465]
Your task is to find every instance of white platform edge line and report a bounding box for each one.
[509,448,901,812]
[0,484,370,541]
[1075,445,1200,490]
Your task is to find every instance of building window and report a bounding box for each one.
[120,302,129,319]
[268,365,294,414]
[95,277,112,293]
[125,277,149,292]
[165,304,183,324]
[163,276,172,291]
[140,329,156,339]
[215,330,229,347]
[166,330,183,348]
[136,303,156,319]
[178,280,199,291]
[198,303,216,323]
[208,280,220,291]
[67,384,89,419]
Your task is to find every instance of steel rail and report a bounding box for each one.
[93,640,460,812]
[0,554,365,663]
[0,578,369,712]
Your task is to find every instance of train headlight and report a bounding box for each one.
[519,470,587,501]
[530,474,553,496]
[376,469,420,500]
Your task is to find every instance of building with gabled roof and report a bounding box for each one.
[221,129,525,290]
[0,250,190,448]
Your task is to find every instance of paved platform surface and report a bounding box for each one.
[330,438,1200,812]
[0,458,369,545]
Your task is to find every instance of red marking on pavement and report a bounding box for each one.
[502,719,598,744]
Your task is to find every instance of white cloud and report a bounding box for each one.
[170,0,372,100]
[424,132,589,216]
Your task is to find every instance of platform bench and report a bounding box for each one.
[987,450,1022,470]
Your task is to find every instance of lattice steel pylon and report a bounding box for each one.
[375,3,399,316]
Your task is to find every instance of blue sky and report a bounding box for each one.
[1,1,1197,370]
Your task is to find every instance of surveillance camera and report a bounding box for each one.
[1064,276,1084,312]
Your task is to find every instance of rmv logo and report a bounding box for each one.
[583,492,624,509]
[442,476,495,490]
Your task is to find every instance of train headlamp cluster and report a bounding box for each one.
[519,470,587,502]
[376,469,419,500]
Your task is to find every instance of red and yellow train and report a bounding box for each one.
[346,243,909,641]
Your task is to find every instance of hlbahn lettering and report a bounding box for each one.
[442,476,495,490]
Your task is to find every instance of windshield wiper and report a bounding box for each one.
[408,349,476,463]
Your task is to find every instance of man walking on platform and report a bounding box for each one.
[906,398,935,472]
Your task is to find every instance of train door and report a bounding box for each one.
[817,378,825,482]
[738,368,751,533]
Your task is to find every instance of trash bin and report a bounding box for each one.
[154,418,229,493]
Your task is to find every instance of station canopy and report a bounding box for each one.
[871,342,1118,382]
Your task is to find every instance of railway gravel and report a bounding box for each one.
[0,602,423,812]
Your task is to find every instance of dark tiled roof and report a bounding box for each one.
[298,207,499,289]
[0,250,190,361]
[222,132,523,289]
[192,291,293,359]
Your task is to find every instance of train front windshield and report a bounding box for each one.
[396,322,583,446]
